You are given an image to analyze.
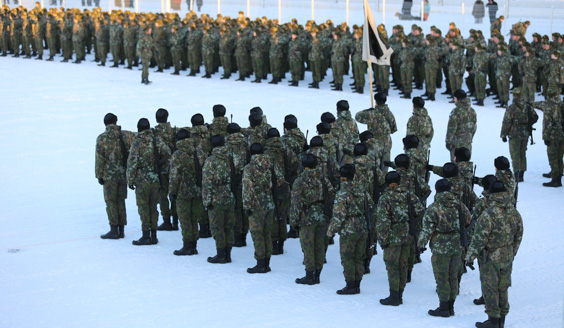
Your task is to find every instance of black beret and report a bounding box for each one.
[213,104,226,117]
[137,118,150,132]
[310,136,324,148]
[340,164,356,180]
[494,156,510,170]
[385,171,401,185]
[435,178,452,193]
[104,113,117,126]
[176,128,190,141]
[455,147,471,162]
[211,135,225,148]
[317,122,331,134]
[156,108,168,123]
[395,154,410,169]
[191,113,204,126]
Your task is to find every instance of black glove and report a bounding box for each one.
[426,164,434,171]
[381,243,389,250]
[502,136,507,143]
[473,177,481,185]
[128,184,135,190]
[303,144,310,152]
[169,194,177,201]
[245,210,252,217]
[342,148,352,155]
[206,205,213,211]
[419,247,427,254]
[383,160,394,167]
[98,178,104,185]
[465,261,475,271]
[545,140,550,146]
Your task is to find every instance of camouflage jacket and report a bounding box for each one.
[397,165,429,200]
[365,138,386,170]
[406,106,434,151]
[418,191,471,255]
[472,190,490,223]
[472,51,490,75]
[376,184,425,247]
[501,97,533,139]
[281,128,306,165]
[187,29,203,51]
[336,110,359,152]
[432,161,478,209]
[201,146,234,207]
[208,116,229,138]
[446,98,477,150]
[449,49,466,76]
[496,170,516,202]
[242,154,285,211]
[226,132,249,175]
[136,32,153,60]
[354,154,381,199]
[399,45,415,69]
[123,25,138,48]
[331,37,348,62]
[288,38,302,62]
[533,96,564,141]
[355,104,397,141]
[328,180,371,236]
[495,53,516,79]
[465,192,523,263]
[265,137,298,183]
[306,146,340,187]
[109,23,123,45]
[289,168,335,227]
[188,125,212,157]
[169,138,204,199]
[406,148,429,192]
[71,21,85,42]
[154,122,177,154]
[95,125,135,182]
[424,44,440,69]
[320,133,338,162]
[308,36,324,61]
[126,129,171,186]
[519,56,539,82]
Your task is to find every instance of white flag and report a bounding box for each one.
[362,0,393,65]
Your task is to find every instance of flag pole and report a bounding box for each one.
[368,59,374,108]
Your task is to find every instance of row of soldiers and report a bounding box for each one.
[96,91,525,327]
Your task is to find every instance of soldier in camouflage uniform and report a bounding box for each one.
[187,23,202,76]
[96,113,135,240]
[153,20,168,73]
[136,25,153,84]
[448,41,466,99]
[533,86,564,187]
[418,179,472,318]
[335,100,359,164]
[330,30,347,91]
[465,181,523,328]
[288,29,303,87]
[446,90,477,161]
[327,164,371,295]
[290,153,336,285]
[268,26,283,84]
[219,27,235,79]
[377,171,425,306]
[308,27,323,89]
[355,92,398,170]
[207,104,229,138]
[250,28,266,83]
[203,135,235,264]
[109,16,123,67]
[71,15,85,63]
[169,129,205,256]
[59,13,73,62]
[201,26,215,78]
[500,88,538,182]
[234,27,251,81]
[519,48,539,102]
[471,44,491,106]
[423,35,440,101]
[494,45,516,108]
[123,19,138,69]
[399,38,415,99]
[351,29,367,94]
[243,143,286,273]
[169,25,182,75]
[127,118,172,246]
[406,97,434,153]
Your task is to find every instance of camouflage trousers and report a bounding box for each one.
[141,56,150,80]
[252,56,265,79]
[62,39,72,60]
[522,79,536,103]
[221,53,232,76]
[332,60,345,84]
[177,197,201,243]
[159,176,176,221]
[35,36,43,56]
[236,53,250,78]
[449,72,463,94]
[126,45,137,67]
[97,43,108,64]
[479,259,513,318]
[474,72,487,100]
[508,137,528,172]
[73,40,84,60]
[383,243,409,291]
[289,59,303,83]
[547,138,564,178]
[271,199,288,242]
[340,233,367,281]
[352,60,366,88]
[401,67,413,93]
[310,59,322,83]
[209,203,235,249]
[425,66,438,93]
[431,252,461,302]
[414,58,425,85]
[135,182,160,231]
[110,43,121,65]
[103,180,128,226]
[496,77,510,103]
[155,45,167,69]
[269,57,283,79]
[299,221,327,271]
[249,209,274,260]
[378,64,390,90]
[48,37,58,58]
[188,48,202,72]
[407,234,416,272]
[364,219,377,262]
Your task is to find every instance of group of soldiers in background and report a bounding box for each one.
[96,90,525,327]
[2,4,563,94]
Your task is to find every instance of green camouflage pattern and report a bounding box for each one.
[406,105,434,152]
[290,168,335,227]
[383,243,410,291]
[249,209,274,260]
[126,129,171,186]
[202,146,235,207]
[446,98,477,154]
[177,197,202,243]
[339,233,367,281]
[134,181,160,230]
[328,180,370,236]
[299,222,327,271]
[431,253,461,302]
[95,124,135,183]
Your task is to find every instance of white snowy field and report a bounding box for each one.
[1,23,564,328]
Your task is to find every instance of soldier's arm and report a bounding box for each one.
[327,191,346,236]
[289,179,304,227]
[201,160,213,207]
[445,113,457,149]
[241,166,252,210]
[531,101,546,111]
[387,110,398,134]
[126,142,139,185]
[418,207,437,248]
[354,110,369,124]
[375,200,391,247]
[465,212,492,262]
[500,109,512,138]
[95,136,105,179]
[512,212,524,257]
[168,153,181,196]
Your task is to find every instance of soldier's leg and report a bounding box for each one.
[449,253,462,301]
[35,37,43,58]
[547,140,564,179]
[135,183,151,231]
[520,138,528,172]
[379,65,389,91]
[117,181,128,225]
[176,198,189,242]
[314,222,327,271]
[299,224,315,271]
[339,234,356,281]
[431,253,451,302]
[383,246,400,290]
[142,57,149,80]
[249,210,266,259]
[148,183,160,230]
[480,261,502,319]
[264,210,274,259]
[508,138,521,172]
[103,180,120,225]
[398,242,410,290]
[499,261,513,316]
[355,234,367,281]
[209,205,226,249]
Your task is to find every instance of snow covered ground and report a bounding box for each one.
[1,9,564,327]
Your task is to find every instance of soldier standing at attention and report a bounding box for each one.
[327,164,371,295]
[137,24,154,85]
[418,179,471,318]
[127,118,171,246]
[203,135,236,264]
[406,97,434,153]
[290,154,335,285]
[446,89,477,162]
[377,171,424,306]
[465,181,523,328]
[96,113,135,240]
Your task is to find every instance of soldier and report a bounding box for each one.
[330,30,347,91]
[500,88,538,182]
[520,48,539,102]
[219,26,235,79]
[448,41,466,100]
[355,92,398,169]
[234,27,251,81]
[446,90,477,161]
[494,45,515,108]
[418,179,472,317]
[127,118,172,246]
[243,143,286,273]
[406,97,434,153]
[377,171,425,306]
[493,156,516,204]
[290,154,335,285]
[399,38,415,99]
[308,27,323,89]
[109,16,123,67]
[268,26,283,84]
[327,164,371,295]
[334,100,359,163]
[96,113,135,240]
[71,15,85,63]
[203,135,236,264]
[187,23,202,76]
[471,44,490,106]
[136,24,153,85]
[122,19,138,69]
[169,25,182,75]
[288,28,303,87]
[351,28,367,94]
[423,35,440,101]
[208,104,229,138]
[250,28,266,83]
[533,86,564,187]
[169,128,205,256]
[465,181,523,328]
[153,108,177,231]
[153,19,168,73]
[59,13,73,62]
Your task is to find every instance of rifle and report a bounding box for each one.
[373,164,382,205]
[193,143,202,188]
[364,191,376,254]
[335,136,341,165]
[514,177,519,208]
[118,128,128,168]
[230,114,233,123]
[458,202,473,272]
[424,149,431,184]
[270,164,280,219]
[526,102,537,145]
[463,165,477,210]
[321,164,333,221]
[152,133,163,189]
[229,154,242,209]
[303,129,309,151]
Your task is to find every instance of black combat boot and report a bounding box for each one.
[172,216,179,230]
[1,51,7,56]
[272,240,280,255]
[473,296,485,305]
[61,58,68,62]
[336,280,358,295]
[266,257,271,272]
[207,248,227,263]
[407,269,412,283]
[150,229,158,244]
[174,240,198,256]
[132,230,152,245]
[251,78,261,83]
[399,289,404,304]
[47,56,54,61]
[98,62,105,66]
[542,172,552,178]
[429,93,435,101]
[72,59,81,64]
[157,218,173,231]
[441,88,451,95]
[449,299,455,316]
[380,290,401,306]
[543,176,562,187]
[476,99,484,106]
[278,240,284,254]
[199,224,211,238]
[118,225,125,238]
[100,225,119,239]
[428,301,451,317]
[314,268,322,284]
[364,258,371,274]
[247,258,268,274]
[308,81,319,89]
[500,315,506,328]
[475,316,500,328]
[289,80,298,86]
[155,68,163,73]
[36,54,43,60]
[519,171,524,182]
[401,92,411,99]
[496,101,506,108]
[111,62,119,67]
[226,247,232,263]
[353,86,364,94]
[295,270,315,285]
[171,70,180,75]
[188,70,196,76]
[202,73,211,78]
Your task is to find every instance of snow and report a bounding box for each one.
[1,6,564,327]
